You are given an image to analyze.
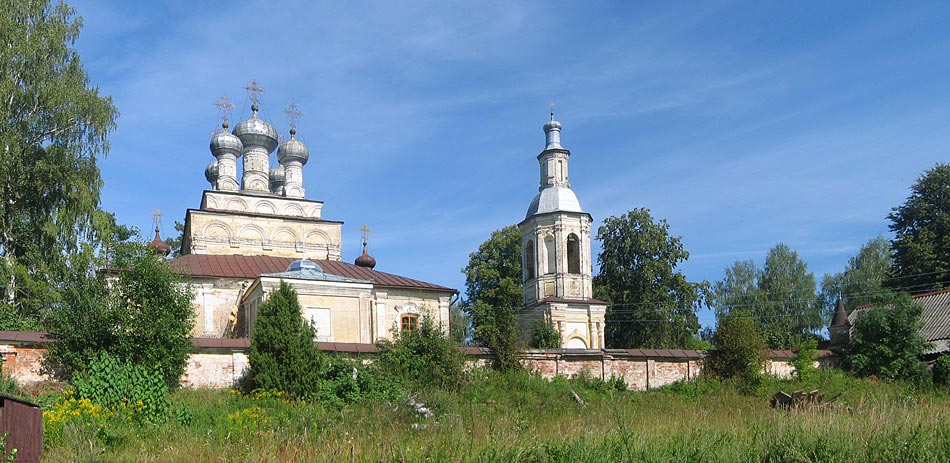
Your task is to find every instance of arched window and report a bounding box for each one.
[544,236,556,275]
[567,233,580,274]
[525,240,535,280]
[401,314,419,332]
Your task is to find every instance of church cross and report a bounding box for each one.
[214,95,235,124]
[244,79,264,106]
[284,103,303,132]
[151,209,163,231]
[549,101,556,120]
[359,224,372,246]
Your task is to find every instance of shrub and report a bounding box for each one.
[73,352,170,423]
[375,311,467,390]
[529,319,561,349]
[46,244,195,388]
[848,293,929,382]
[792,338,818,381]
[932,355,950,386]
[704,314,766,384]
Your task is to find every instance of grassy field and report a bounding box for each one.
[25,369,950,462]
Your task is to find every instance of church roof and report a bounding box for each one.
[170,254,455,292]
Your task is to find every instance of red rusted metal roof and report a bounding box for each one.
[170,254,455,292]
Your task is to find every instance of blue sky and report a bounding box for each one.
[70,1,950,328]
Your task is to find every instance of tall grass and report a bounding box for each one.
[36,369,950,462]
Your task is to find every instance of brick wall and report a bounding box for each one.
[0,333,823,390]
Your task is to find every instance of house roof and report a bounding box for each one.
[170,254,455,292]
[849,288,950,355]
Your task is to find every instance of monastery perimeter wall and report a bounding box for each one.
[0,332,827,390]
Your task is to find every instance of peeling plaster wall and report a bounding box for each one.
[0,341,813,390]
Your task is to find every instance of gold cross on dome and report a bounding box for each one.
[244,79,264,106]
[214,95,235,124]
[284,103,303,131]
[359,224,372,245]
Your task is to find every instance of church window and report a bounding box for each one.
[401,314,419,332]
[525,240,535,280]
[567,233,580,274]
[544,236,556,275]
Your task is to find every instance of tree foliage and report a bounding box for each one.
[710,244,818,349]
[818,235,894,316]
[0,0,118,322]
[595,209,706,349]
[848,293,929,382]
[529,319,561,349]
[704,314,766,383]
[462,225,522,370]
[375,311,466,390]
[888,163,950,293]
[46,241,195,388]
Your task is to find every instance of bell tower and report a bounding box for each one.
[518,108,606,349]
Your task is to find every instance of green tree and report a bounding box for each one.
[46,241,195,388]
[0,0,118,324]
[704,314,766,384]
[848,293,929,382]
[595,208,707,349]
[757,243,818,349]
[529,319,561,349]
[710,259,761,318]
[818,235,894,317]
[888,163,950,293]
[375,311,466,390]
[248,281,323,396]
[462,225,522,370]
[163,221,186,258]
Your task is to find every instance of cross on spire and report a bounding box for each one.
[284,103,303,134]
[151,209,163,231]
[244,79,264,107]
[549,101,556,120]
[214,95,235,125]
[359,224,372,246]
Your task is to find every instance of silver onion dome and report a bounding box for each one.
[269,164,286,183]
[204,160,219,184]
[232,106,278,153]
[210,122,243,157]
[277,128,310,165]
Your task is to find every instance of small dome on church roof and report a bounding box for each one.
[210,124,243,157]
[277,129,309,165]
[354,243,377,269]
[525,186,583,218]
[233,108,278,153]
[287,258,322,273]
[204,160,219,183]
[147,226,171,256]
[269,164,286,183]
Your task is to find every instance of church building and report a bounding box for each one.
[518,112,607,349]
[166,83,455,343]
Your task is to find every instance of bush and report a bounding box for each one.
[792,338,818,381]
[704,314,766,384]
[73,352,170,423]
[375,311,467,390]
[46,244,195,388]
[848,293,929,382]
[933,355,950,386]
[529,319,561,349]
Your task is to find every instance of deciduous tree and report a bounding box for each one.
[0,0,118,324]
[818,235,893,317]
[848,293,929,382]
[888,163,950,293]
[595,208,706,349]
[758,243,818,349]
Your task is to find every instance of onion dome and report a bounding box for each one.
[232,104,278,153]
[147,226,171,257]
[269,164,286,184]
[204,160,219,185]
[277,128,310,165]
[209,121,243,157]
[354,241,377,269]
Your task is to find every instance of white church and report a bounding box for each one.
[161,82,604,349]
